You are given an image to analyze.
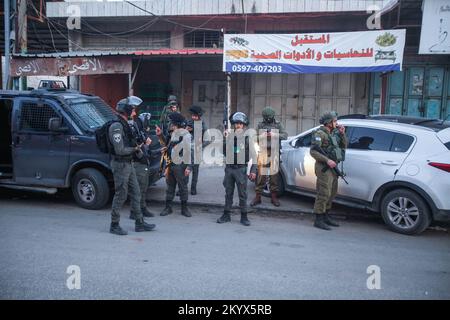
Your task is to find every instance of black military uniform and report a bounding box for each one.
[129,112,156,219]
[158,112,194,217]
[108,96,155,235]
[217,112,257,226]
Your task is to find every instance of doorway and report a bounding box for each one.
[193,80,227,131]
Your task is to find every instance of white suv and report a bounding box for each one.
[277,115,450,235]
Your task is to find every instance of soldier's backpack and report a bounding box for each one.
[95,120,118,154]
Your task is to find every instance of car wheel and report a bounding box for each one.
[260,172,285,198]
[380,189,431,235]
[71,168,110,210]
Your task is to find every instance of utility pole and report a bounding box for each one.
[3,0,11,89]
[18,0,27,90]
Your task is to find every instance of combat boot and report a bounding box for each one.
[110,222,128,236]
[160,201,173,216]
[217,211,231,223]
[324,211,340,227]
[313,214,331,231]
[250,193,262,207]
[135,218,156,232]
[271,192,280,207]
[181,201,192,217]
[191,185,197,195]
[129,212,137,220]
[240,212,251,226]
[142,207,155,218]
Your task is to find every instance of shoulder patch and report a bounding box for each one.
[113,133,122,143]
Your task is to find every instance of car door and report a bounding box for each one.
[12,97,71,186]
[282,129,317,191]
[340,126,414,201]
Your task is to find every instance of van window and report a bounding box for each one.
[348,127,394,151]
[65,97,116,132]
[19,102,59,132]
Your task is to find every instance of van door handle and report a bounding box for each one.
[381,160,399,166]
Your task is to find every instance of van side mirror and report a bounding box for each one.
[48,117,68,133]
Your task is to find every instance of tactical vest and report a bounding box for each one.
[318,127,344,163]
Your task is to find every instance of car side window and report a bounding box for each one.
[295,133,312,148]
[19,101,59,132]
[390,133,414,152]
[348,127,394,151]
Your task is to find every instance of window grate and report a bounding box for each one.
[184,31,223,48]
[19,102,58,132]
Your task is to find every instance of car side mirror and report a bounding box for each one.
[48,117,68,133]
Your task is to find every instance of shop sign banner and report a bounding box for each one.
[419,0,450,54]
[223,29,406,74]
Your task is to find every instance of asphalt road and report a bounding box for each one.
[1,189,449,300]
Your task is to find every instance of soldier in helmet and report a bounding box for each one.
[156,112,193,217]
[217,112,257,226]
[251,106,288,207]
[159,95,179,137]
[310,111,347,230]
[185,105,209,195]
[108,96,156,235]
[128,112,156,219]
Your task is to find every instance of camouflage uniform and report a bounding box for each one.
[186,118,209,193]
[108,117,143,224]
[310,124,347,215]
[158,114,194,217]
[255,119,288,193]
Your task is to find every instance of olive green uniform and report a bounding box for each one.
[108,118,143,223]
[255,120,288,193]
[310,127,347,214]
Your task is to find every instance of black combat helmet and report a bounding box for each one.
[138,112,152,131]
[117,96,143,117]
[230,112,249,125]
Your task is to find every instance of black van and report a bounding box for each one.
[0,88,162,209]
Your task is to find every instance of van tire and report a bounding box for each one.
[380,189,431,235]
[71,168,109,210]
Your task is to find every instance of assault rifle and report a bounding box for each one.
[311,145,349,184]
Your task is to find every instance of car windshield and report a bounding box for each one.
[64,97,117,132]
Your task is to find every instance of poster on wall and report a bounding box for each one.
[223,29,406,74]
[419,0,450,54]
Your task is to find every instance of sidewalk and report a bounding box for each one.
[145,165,364,217]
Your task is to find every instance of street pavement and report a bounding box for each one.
[1,185,449,300]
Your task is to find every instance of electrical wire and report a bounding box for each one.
[124,1,222,32]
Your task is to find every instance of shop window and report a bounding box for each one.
[184,31,223,48]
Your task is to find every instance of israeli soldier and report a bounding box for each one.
[129,112,156,219]
[310,111,347,230]
[159,95,179,137]
[217,112,257,226]
[109,96,156,235]
[185,105,210,195]
[251,106,288,207]
[156,112,193,217]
